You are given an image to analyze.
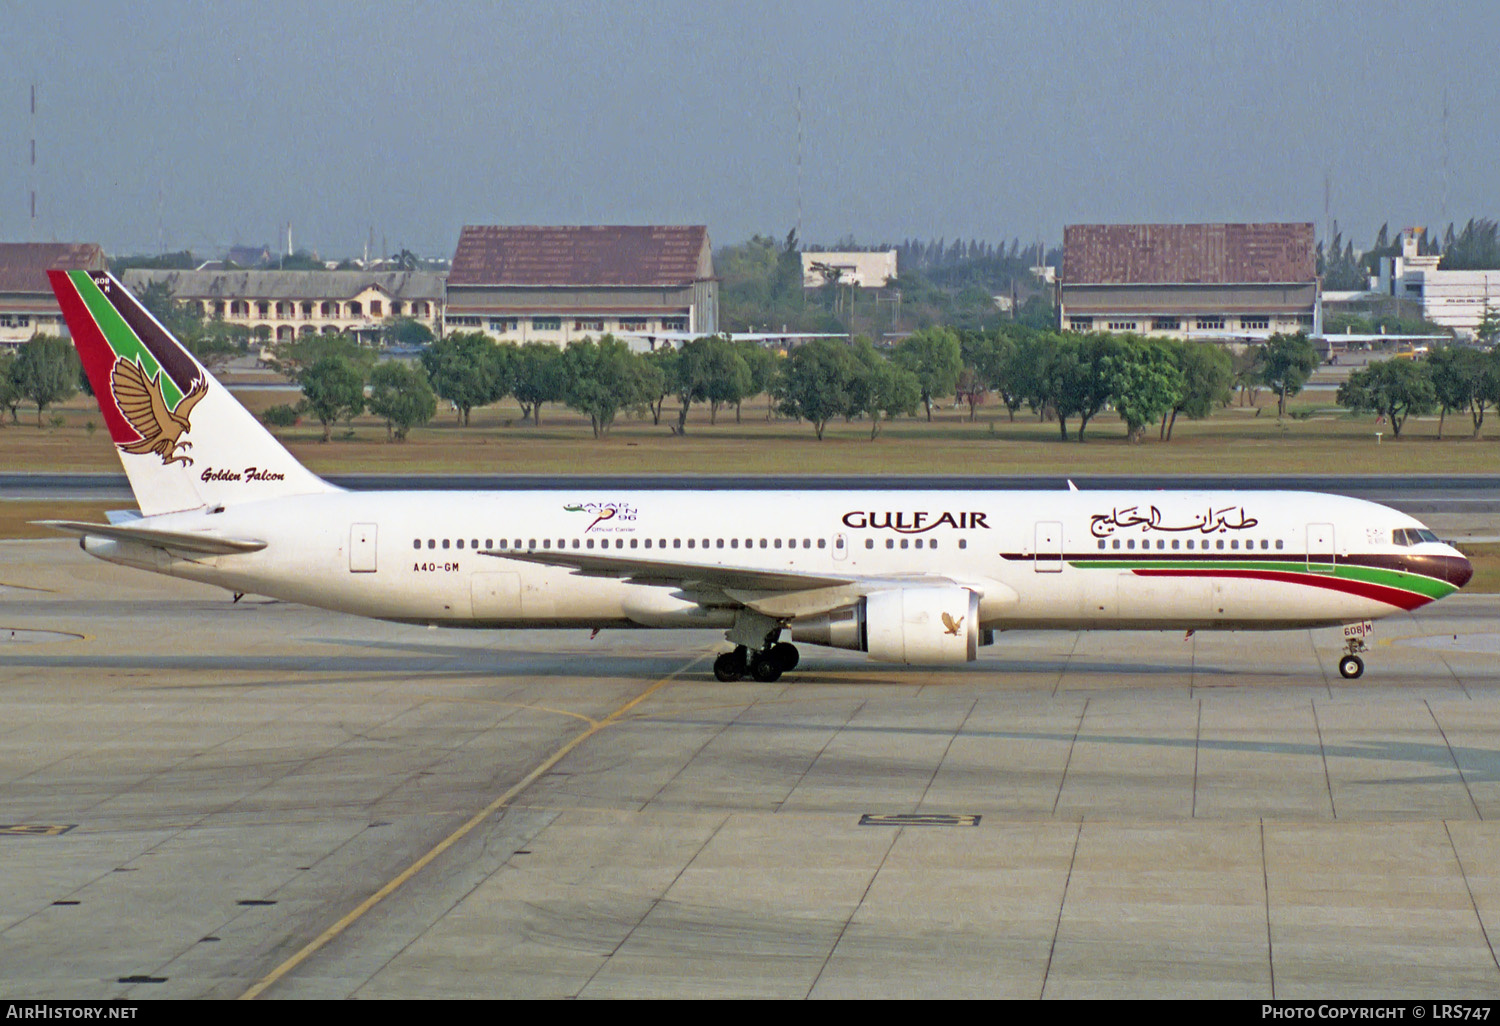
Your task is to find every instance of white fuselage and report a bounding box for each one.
[79,488,1468,635]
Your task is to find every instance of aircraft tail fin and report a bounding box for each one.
[49,269,337,516]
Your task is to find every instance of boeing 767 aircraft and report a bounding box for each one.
[40,269,1472,682]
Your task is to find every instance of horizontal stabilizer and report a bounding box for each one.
[35,520,267,555]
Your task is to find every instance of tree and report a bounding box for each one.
[13,335,79,426]
[1162,342,1233,440]
[559,336,656,438]
[419,331,505,426]
[1427,345,1480,439]
[668,337,713,434]
[268,331,374,380]
[848,339,920,439]
[133,279,245,371]
[893,326,963,421]
[643,346,678,426]
[191,317,251,371]
[1427,345,1500,438]
[699,336,751,425]
[1045,333,1116,441]
[0,350,21,424]
[510,342,566,425]
[1476,304,1500,346]
[1439,218,1500,271]
[367,361,437,440]
[1336,358,1438,437]
[735,341,779,422]
[1258,332,1320,418]
[1231,346,1263,407]
[995,330,1045,421]
[379,316,435,348]
[299,355,366,442]
[772,338,862,439]
[1104,337,1184,443]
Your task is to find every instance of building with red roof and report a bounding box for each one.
[444,225,717,347]
[0,242,107,347]
[1059,223,1320,340]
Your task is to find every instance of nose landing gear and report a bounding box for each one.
[1338,653,1365,679]
[1338,626,1369,679]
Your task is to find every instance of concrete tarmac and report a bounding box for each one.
[5,539,1500,999]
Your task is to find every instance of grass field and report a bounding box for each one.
[2,380,1499,477]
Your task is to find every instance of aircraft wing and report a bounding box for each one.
[615,330,848,345]
[481,549,1014,619]
[36,520,268,555]
[483,549,855,591]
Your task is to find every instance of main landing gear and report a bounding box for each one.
[714,642,799,683]
[715,609,799,682]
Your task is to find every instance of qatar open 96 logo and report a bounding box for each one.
[564,502,638,533]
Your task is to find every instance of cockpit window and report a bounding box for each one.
[1393,528,1441,546]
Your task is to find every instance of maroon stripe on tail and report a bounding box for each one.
[47,270,135,445]
[1131,567,1432,611]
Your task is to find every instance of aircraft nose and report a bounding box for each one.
[1453,550,1475,590]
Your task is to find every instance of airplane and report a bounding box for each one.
[614,329,847,353]
[40,269,1473,683]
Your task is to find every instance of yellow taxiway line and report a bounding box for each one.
[239,649,709,1000]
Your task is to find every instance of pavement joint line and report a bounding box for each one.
[774,698,867,812]
[1192,698,1202,819]
[1052,697,1089,815]
[1426,699,1482,820]
[806,823,901,998]
[1260,819,1276,999]
[576,812,731,997]
[1311,699,1337,819]
[237,646,710,1001]
[1444,820,1500,978]
[1040,818,1083,1000]
[1307,630,1333,700]
[640,687,769,810]
[916,696,977,812]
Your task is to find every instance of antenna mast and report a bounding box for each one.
[795,85,803,243]
[28,83,37,241]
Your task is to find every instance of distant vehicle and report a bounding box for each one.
[38,270,1473,682]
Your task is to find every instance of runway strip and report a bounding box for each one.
[237,647,711,1000]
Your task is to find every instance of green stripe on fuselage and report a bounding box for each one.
[1071,559,1456,601]
[68,270,183,407]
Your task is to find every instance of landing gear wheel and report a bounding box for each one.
[750,654,783,682]
[714,648,748,682]
[769,642,799,672]
[1339,655,1365,679]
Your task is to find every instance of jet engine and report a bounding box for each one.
[791,586,982,664]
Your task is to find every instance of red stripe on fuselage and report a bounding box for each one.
[1130,567,1432,611]
[47,270,136,445]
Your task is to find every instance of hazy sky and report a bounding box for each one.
[1,0,1495,259]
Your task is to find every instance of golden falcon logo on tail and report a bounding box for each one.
[110,358,208,467]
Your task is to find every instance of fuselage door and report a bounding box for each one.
[832,532,849,561]
[350,523,378,573]
[1307,523,1334,574]
[1034,521,1064,573]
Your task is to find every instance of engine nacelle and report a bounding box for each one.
[792,586,981,664]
